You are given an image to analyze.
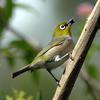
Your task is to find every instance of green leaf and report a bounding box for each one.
[0,0,13,37]
[35,91,42,100]
[94,44,100,51]
[86,64,98,79]
[0,48,15,67]
[0,89,6,100]
[9,39,40,63]
[6,55,14,67]
[31,70,40,85]
[6,90,33,100]
[4,0,13,19]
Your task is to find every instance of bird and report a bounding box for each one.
[12,18,75,83]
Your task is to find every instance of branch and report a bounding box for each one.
[80,71,100,99]
[7,26,26,40]
[52,0,100,100]
[6,26,37,49]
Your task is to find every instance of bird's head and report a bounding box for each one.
[53,18,75,39]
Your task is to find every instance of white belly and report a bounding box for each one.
[44,40,74,70]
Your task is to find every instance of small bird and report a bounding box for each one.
[12,18,75,83]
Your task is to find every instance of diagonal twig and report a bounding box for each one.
[80,71,100,99]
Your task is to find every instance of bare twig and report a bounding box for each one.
[80,71,100,99]
[6,26,37,49]
[52,0,100,100]
[7,26,26,40]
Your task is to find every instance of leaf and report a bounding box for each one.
[0,48,15,67]
[0,0,13,37]
[31,70,40,85]
[6,90,33,100]
[94,44,100,51]
[9,39,40,63]
[6,96,13,100]
[35,91,43,100]
[6,55,14,67]
[4,0,13,19]
[86,64,98,79]
[0,89,6,100]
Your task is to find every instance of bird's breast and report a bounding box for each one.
[44,41,74,70]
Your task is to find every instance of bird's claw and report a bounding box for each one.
[56,80,61,87]
[69,52,74,61]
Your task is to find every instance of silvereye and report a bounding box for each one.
[12,18,75,83]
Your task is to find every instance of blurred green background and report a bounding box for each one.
[0,0,100,100]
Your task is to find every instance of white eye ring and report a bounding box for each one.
[59,25,66,30]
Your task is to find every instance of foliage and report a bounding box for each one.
[0,0,13,37]
[0,0,100,100]
[0,90,43,100]
[6,90,33,100]
[0,0,38,37]
[0,0,40,66]
[0,90,6,100]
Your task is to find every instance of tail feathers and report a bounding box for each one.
[12,64,30,78]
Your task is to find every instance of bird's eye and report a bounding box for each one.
[59,25,66,30]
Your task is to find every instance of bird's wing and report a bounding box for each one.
[35,37,66,58]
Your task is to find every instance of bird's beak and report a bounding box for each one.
[68,18,75,26]
[65,18,75,27]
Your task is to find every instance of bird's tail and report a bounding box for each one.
[12,64,31,78]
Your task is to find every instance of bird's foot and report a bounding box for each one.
[55,79,60,87]
[69,52,74,61]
